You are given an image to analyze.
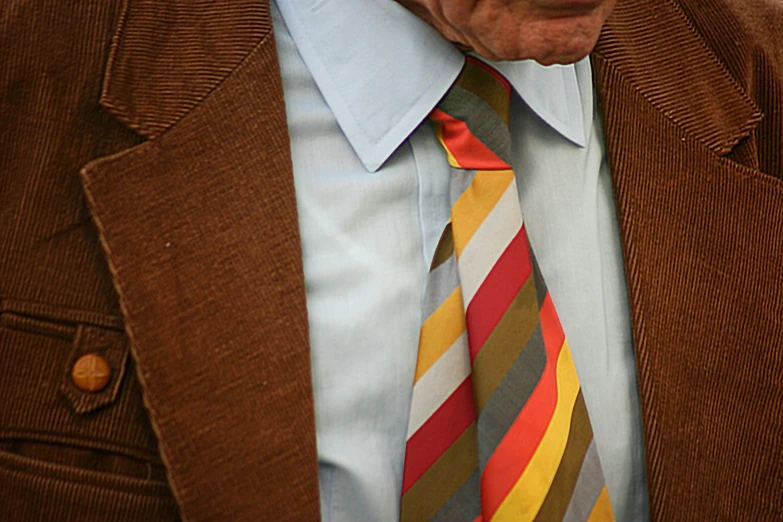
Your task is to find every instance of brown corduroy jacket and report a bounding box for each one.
[1,0,782,521]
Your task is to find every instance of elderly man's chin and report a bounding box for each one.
[397,0,616,65]
[507,12,613,65]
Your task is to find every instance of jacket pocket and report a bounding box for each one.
[0,299,129,415]
[0,444,179,522]
[0,298,169,494]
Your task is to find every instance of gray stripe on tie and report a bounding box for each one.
[422,253,459,321]
[439,86,513,166]
[562,441,606,522]
[477,322,547,470]
[430,469,481,522]
[450,168,476,206]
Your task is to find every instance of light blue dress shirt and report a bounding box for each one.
[271,1,649,520]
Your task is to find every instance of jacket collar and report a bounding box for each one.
[593,0,761,157]
[100,0,273,138]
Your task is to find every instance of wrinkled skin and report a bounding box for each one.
[396,0,616,64]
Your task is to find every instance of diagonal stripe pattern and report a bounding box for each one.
[401,57,615,522]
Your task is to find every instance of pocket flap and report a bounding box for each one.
[60,324,130,415]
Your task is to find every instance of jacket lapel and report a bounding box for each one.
[80,1,320,521]
[593,0,783,519]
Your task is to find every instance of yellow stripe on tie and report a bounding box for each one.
[587,487,615,522]
[433,121,462,168]
[451,170,514,258]
[490,340,581,522]
[415,287,467,382]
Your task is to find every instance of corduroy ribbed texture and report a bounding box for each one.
[81,33,320,522]
[1,0,319,520]
[101,0,271,138]
[1,0,178,520]
[0,445,177,521]
[593,0,783,520]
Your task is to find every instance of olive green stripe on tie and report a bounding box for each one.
[430,222,454,271]
[471,276,539,413]
[477,324,547,470]
[533,392,594,522]
[400,422,478,522]
[456,59,510,126]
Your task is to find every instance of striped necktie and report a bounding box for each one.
[400,57,615,522]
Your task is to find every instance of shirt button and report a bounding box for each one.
[71,354,112,392]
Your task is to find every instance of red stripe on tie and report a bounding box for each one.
[465,226,531,361]
[430,109,512,170]
[539,293,566,350]
[402,376,477,493]
[479,298,567,520]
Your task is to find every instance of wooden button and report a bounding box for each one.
[71,354,111,393]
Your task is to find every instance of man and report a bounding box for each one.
[0,1,780,521]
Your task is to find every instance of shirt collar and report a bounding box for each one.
[276,0,588,172]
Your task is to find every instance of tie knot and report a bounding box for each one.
[430,56,513,170]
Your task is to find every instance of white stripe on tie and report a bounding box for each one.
[457,178,524,309]
[407,331,471,439]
